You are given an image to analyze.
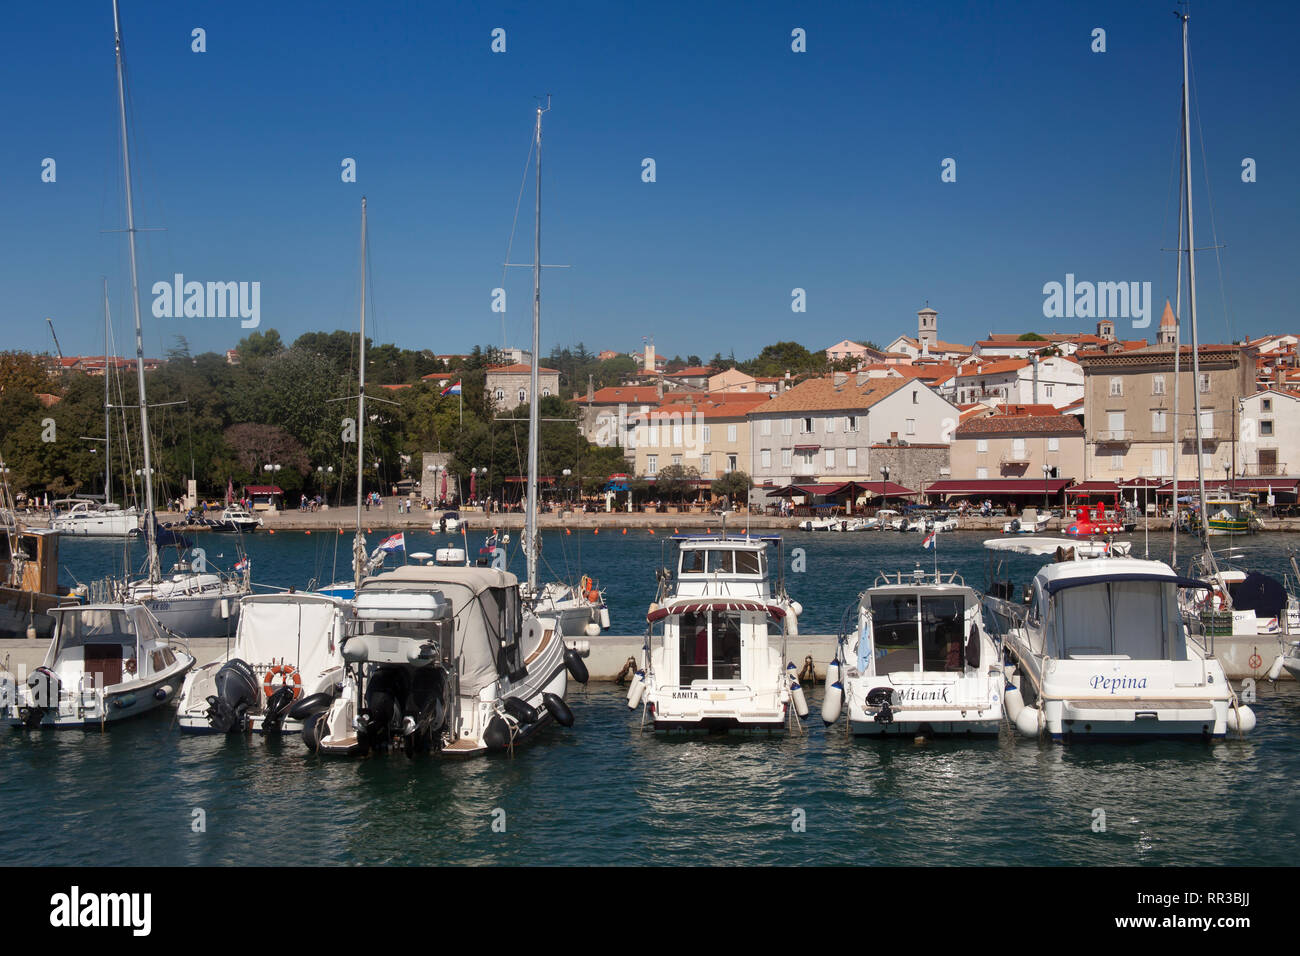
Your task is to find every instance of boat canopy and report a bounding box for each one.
[46,603,165,666]
[983,536,1125,558]
[233,593,346,676]
[1044,572,1208,596]
[647,599,786,622]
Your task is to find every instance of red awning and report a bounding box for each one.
[1067,481,1120,496]
[244,485,283,494]
[793,444,821,452]
[925,478,1073,496]
[854,480,917,497]
[647,600,787,622]
[1156,478,1299,494]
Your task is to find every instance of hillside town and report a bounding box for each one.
[6,302,1296,521]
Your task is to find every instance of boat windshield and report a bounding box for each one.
[680,549,764,576]
[1050,580,1184,660]
[58,608,136,645]
[677,609,742,683]
[868,593,967,674]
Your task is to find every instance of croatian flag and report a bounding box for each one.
[234,558,249,572]
[441,380,462,396]
[379,532,406,552]
[922,530,937,550]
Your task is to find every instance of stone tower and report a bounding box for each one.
[917,307,938,348]
[1158,299,1177,346]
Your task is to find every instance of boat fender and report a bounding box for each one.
[826,658,840,687]
[112,695,137,709]
[301,711,327,753]
[564,646,590,684]
[790,679,809,719]
[1014,705,1041,738]
[627,673,646,709]
[584,621,601,637]
[821,681,843,725]
[503,696,539,725]
[1010,519,1020,533]
[1227,704,1256,735]
[483,714,512,751]
[543,692,575,727]
[288,692,334,721]
[599,607,611,630]
[153,685,172,702]
[1268,654,1286,682]
[1003,684,1025,723]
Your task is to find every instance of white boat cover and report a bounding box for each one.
[233,594,344,676]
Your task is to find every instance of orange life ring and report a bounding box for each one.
[1248,653,1263,670]
[263,664,302,700]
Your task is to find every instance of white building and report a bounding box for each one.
[1240,389,1300,478]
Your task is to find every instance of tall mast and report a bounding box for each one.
[354,196,368,590]
[526,100,548,593]
[103,278,112,507]
[1170,88,1185,565]
[1180,11,1214,569]
[113,0,158,582]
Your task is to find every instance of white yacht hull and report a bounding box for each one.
[137,592,239,638]
[50,511,140,537]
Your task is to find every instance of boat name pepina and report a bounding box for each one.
[1090,674,1149,693]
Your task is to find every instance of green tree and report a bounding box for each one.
[711,470,751,504]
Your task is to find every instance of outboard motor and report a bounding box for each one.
[359,666,408,751]
[261,683,298,735]
[866,686,895,725]
[27,666,61,709]
[205,659,259,734]
[400,668,449,757]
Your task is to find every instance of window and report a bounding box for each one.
[1048,437,1060,452]
[677,610,742,684]
[826,416,835,433]
[912,390,919,404]
[672,423,683,446]
[494,388,504,402]
[1151,410,1166,434]
[518,388,527,404]
[846,448,857,468]
[1012,438,1027,457]
[1109,377,1123,397]
[825,449,835,469]
[727,424,737,443]
[1199,373,1210,394]
[727,454,738,472]
[1045,385,1054,398]
[648,423,660,446]
[1152,448,1168,475]
[1261,420,1274,436]
[781,449,792,468]
[1111,454,1124,469]
[847,415,859,432]
[542,387,551,397]
[1152,375,1166,396]
[1107,411,1125,436]
[671,454,682,466]
[647,455,658,475]
[801,417,814,434]
[976,439,988,454]
[976,467,988,479]
[782,418,793,435]
[702,454,713,474]
[1262,398,1272,412]
[1200,409,1214,433]
[701,425,711,443]
[758,450,769,469]
[760,418,772,436]
[905,419,916,435]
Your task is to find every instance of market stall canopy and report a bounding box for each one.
[926,478,1072,496]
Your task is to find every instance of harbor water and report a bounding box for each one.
[3,528,1298,866]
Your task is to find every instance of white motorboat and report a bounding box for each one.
[49,499,140,538]
[307,565,585,757]
[821,569,1002,738]
[527,576,611,637]
[2,603,193,729]
[125,557,246,639]
[1180,551,1299,680]
[175,592,349,734]
[797,516,837,531]
[1003,508,1050,535]
[828,517,872,531]
[982,538,1254,741]
[632,534,805,732]
[204,507,263,534]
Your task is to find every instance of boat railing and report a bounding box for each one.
[872,569,965,588]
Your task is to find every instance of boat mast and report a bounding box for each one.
[354,196,368,590]
[1170,88,1185,565]
[113,0,158,582]
[526,99,549,594]
[103,278,113,507]
[1180,10,1215,571]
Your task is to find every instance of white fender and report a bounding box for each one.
[791,681,809,719]
[826,658,841,687]
[1003,664,1017,682]
[584,621,601,637]
[1014,704,1041,738]
[627,673,645,709]
[1003,684,1025,723]
[599,607,611,630]
[821,681,843,725]
[1268,654,1285,682]
[1227,704,1256,735]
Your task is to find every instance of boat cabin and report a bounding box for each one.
[43,604,180,692]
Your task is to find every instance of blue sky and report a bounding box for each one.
[4,0,1297,363]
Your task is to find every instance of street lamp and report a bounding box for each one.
[562,468,572,508]
[1043,463,1051,511]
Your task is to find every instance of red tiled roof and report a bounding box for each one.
[752,375,909,414]
[487,363,559,374]
[585,386,663,404]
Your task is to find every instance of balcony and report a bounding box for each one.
[1182,426,1226,443]
[1000,450,1032,466]
[1094,429,1133,445]
[1242,461,1287,477]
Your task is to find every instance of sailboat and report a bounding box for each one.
[0,1,195,729]
[307,186,586,758]
[93,0,248,638]
[49,283,142,539]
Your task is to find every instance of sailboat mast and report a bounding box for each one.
[354,196,368,589]
[526,102,546,593]
[1170,89,1185,564]
[1180,12,1214,564]
[113,0,158,582]
[103,278,112,507]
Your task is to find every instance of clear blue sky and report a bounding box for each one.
[5,0,1297,363]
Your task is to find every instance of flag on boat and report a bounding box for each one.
[378,532,406,552]
[234,558,249,572]
[441,380,462,396]
[922,530,937,549]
